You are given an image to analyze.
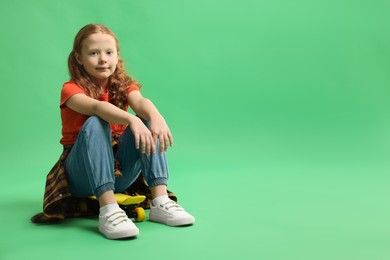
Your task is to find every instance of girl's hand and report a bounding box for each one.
[129,116,156,155]
[150,115,174,153]
[126,91,173,153]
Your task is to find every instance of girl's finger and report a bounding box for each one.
[159,135,165,153]
[152,133,158,145]
[168,132,174,147]
[146,137,151,155]
[151,136,157,154]
[134,134,140,150]
[141,135,146,154]
[163,135,169,151]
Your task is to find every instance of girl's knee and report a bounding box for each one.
[82,116,111,136]
[85,116,109,129]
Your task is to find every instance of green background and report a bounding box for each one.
[1,0,390,259]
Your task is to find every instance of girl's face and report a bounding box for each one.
[77,32,119,86]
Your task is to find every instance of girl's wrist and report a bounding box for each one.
[127,114,137,126]
[149,111,162,121]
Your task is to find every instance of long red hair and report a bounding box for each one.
[68,24,140,109]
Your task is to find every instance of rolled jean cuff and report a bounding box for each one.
[95,182,115,197]
[147,177,168,188]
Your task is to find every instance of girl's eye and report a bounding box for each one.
[107,51,113,55]
[89,51,98,56]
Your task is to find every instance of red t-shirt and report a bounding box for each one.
[59,81,139,145]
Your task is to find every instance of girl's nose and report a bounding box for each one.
[99,55,107,64]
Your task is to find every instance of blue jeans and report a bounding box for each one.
[65,116,168,198]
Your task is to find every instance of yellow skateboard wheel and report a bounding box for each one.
[134,207,146,222]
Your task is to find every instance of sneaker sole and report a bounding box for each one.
[149,215,195,226]
[99,227,140,239]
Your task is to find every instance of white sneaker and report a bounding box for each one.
[99,209,139,239]
[149,200,195,226]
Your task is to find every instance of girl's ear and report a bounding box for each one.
[75,52,83,65]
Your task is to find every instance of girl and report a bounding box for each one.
[31,24,195,239]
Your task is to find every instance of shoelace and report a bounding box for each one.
[106,210,130,226]
[160,200,185,212]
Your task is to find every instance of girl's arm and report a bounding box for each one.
[65,93,156,154]
[127,91,173,153]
